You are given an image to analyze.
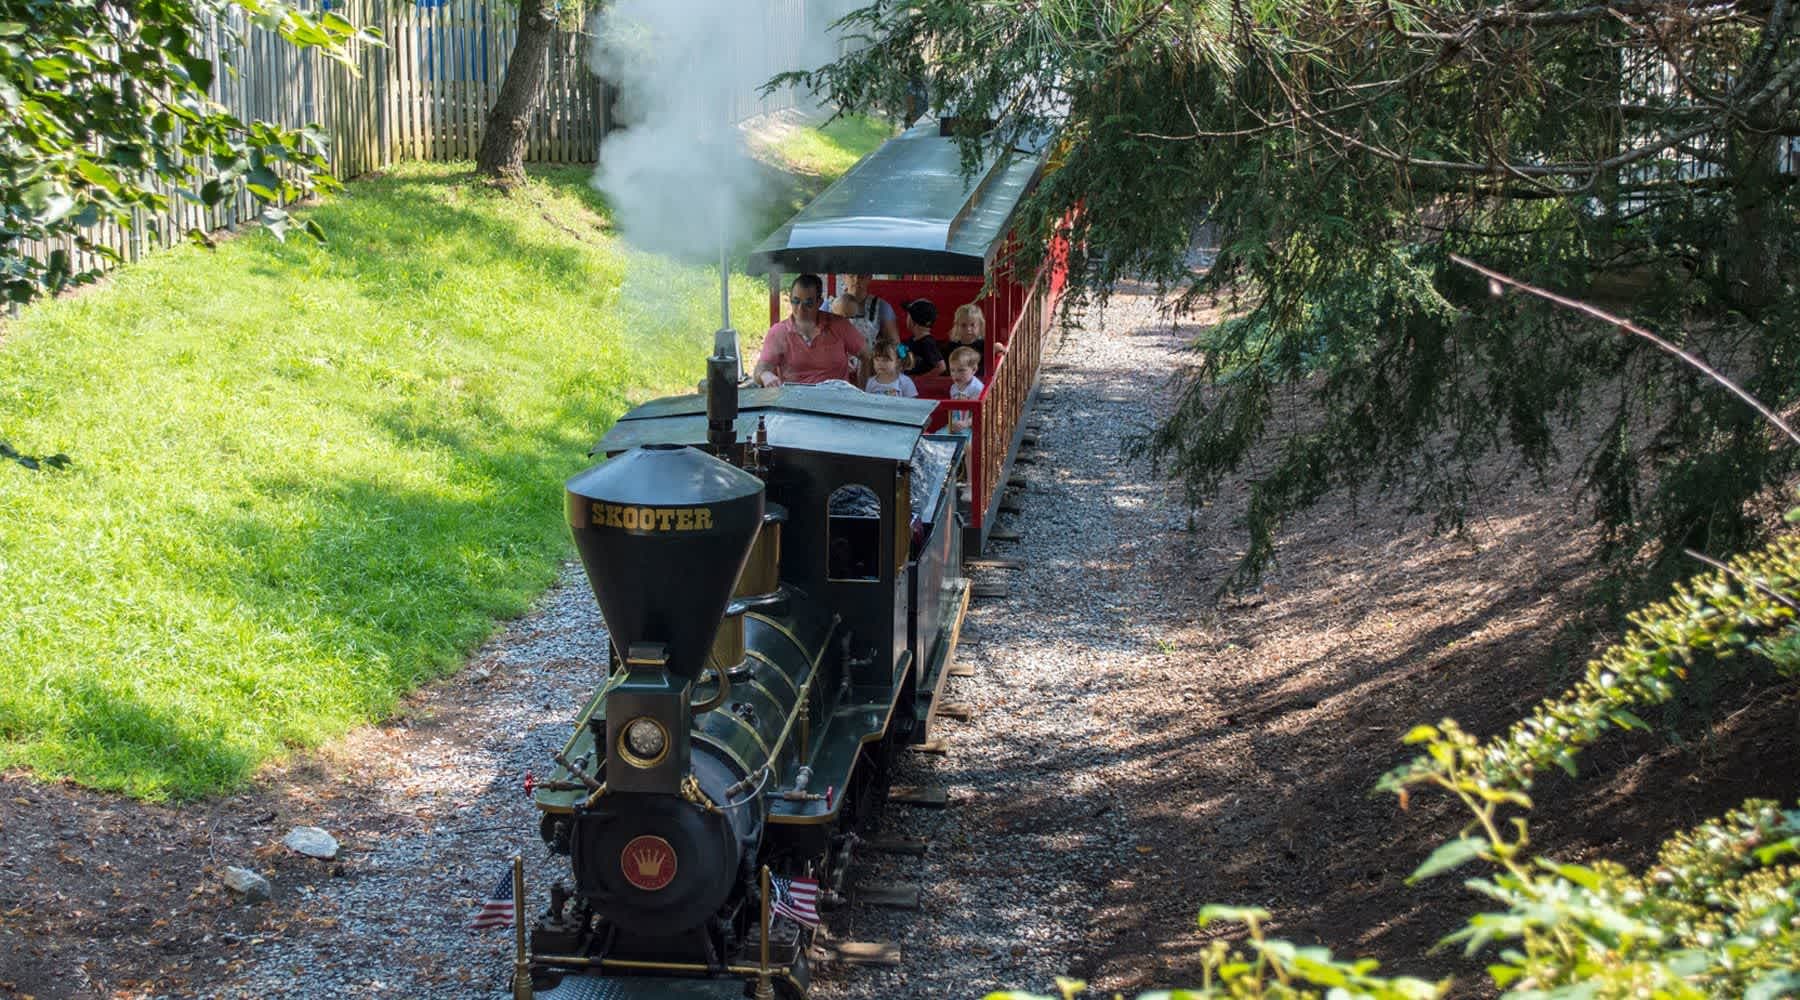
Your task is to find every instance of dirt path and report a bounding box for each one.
[3,284,1795,1000]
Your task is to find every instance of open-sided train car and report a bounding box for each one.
[748,120,1069,555]
[517,343,973,999]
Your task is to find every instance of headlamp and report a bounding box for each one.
[620,717,669,768]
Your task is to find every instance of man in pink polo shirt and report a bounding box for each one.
[754,274,868,387]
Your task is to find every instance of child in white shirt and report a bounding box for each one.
[946,345,983,433]
[863,341,919,398]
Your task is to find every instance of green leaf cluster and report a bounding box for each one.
[1,0,378,302]
[1381,534,1800,795]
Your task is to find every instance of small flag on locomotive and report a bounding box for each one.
[771,875,821,928]
[471,864,516,931]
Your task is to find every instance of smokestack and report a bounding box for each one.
[707,327,739,455]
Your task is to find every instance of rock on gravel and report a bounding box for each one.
[282,826,340,860]
[220,866,272,903]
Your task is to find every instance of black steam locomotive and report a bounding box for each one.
[509,119,1063,999]
[518,339,971,1000]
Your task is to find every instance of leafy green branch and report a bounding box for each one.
[2,0,381,303]
[1382,531,1800,798]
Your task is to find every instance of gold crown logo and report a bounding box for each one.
[631,847,667,878]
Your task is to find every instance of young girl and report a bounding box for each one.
[945,345,984,433]
[948,303,986,377]
[863,341,918,398]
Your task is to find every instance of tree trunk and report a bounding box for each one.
[1724,128,1782,313]
[476,0,556,185]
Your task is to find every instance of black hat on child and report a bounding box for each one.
[904,299,937,326]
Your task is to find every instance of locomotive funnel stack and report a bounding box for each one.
[558,444,769,940]
[564,445,764,685]
[707,326,739,455]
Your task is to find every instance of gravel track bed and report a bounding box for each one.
[198,286,1181,999]
[820,290,1182,998]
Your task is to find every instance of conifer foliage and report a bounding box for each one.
[795,5,1800,995]
[790,0,1800,589]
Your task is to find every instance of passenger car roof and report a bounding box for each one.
[747,120,1050,277]
[595,384,938,463]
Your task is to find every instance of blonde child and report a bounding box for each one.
[864,341,918,398]
[945,345,983,433]
[948,304,986,377]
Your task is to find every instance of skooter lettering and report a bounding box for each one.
[590,502,716,532]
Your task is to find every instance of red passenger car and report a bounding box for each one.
[748,120,1068,554]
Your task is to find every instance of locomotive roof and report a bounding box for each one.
[747,120,1051,277]
[595,383,937,462]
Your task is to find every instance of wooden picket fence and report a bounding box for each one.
[23,0,814,283]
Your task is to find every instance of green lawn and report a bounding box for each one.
[0,126,883,799]
[755,115,894,179]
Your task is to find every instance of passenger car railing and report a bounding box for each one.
[919,264,1051,537]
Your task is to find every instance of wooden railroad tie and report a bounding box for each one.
[1007,474,1028,489]
[906,738,949,755]
[855,883,922,910]
[999,497,1024,514]
[814,940,903,967]
[863,835,929,856]
[937,702,975,721]
[972,581,1009,600]
[967,558,1022,571]
[1020,433,1039,447]
[1014,453,1039,465]
[890,785,950,807]
[988,528,1021,543]
[949,661,977,677]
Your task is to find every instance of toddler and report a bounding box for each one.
[948,304,986,377]
[864,341,919,398]
[945,345,984,433]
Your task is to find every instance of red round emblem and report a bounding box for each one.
[621,835,677,891]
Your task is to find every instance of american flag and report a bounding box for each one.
[470,865,516,931]
[771,874,820,928]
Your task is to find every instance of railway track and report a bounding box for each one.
[791,428,1043,989]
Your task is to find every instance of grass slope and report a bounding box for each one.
[0,132,881,799]
[753,114,894,179]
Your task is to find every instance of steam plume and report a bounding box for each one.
[590,0,859,264]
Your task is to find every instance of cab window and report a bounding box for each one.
[826,485,881,582]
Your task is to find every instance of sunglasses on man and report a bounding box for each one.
[789,296,819,307]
